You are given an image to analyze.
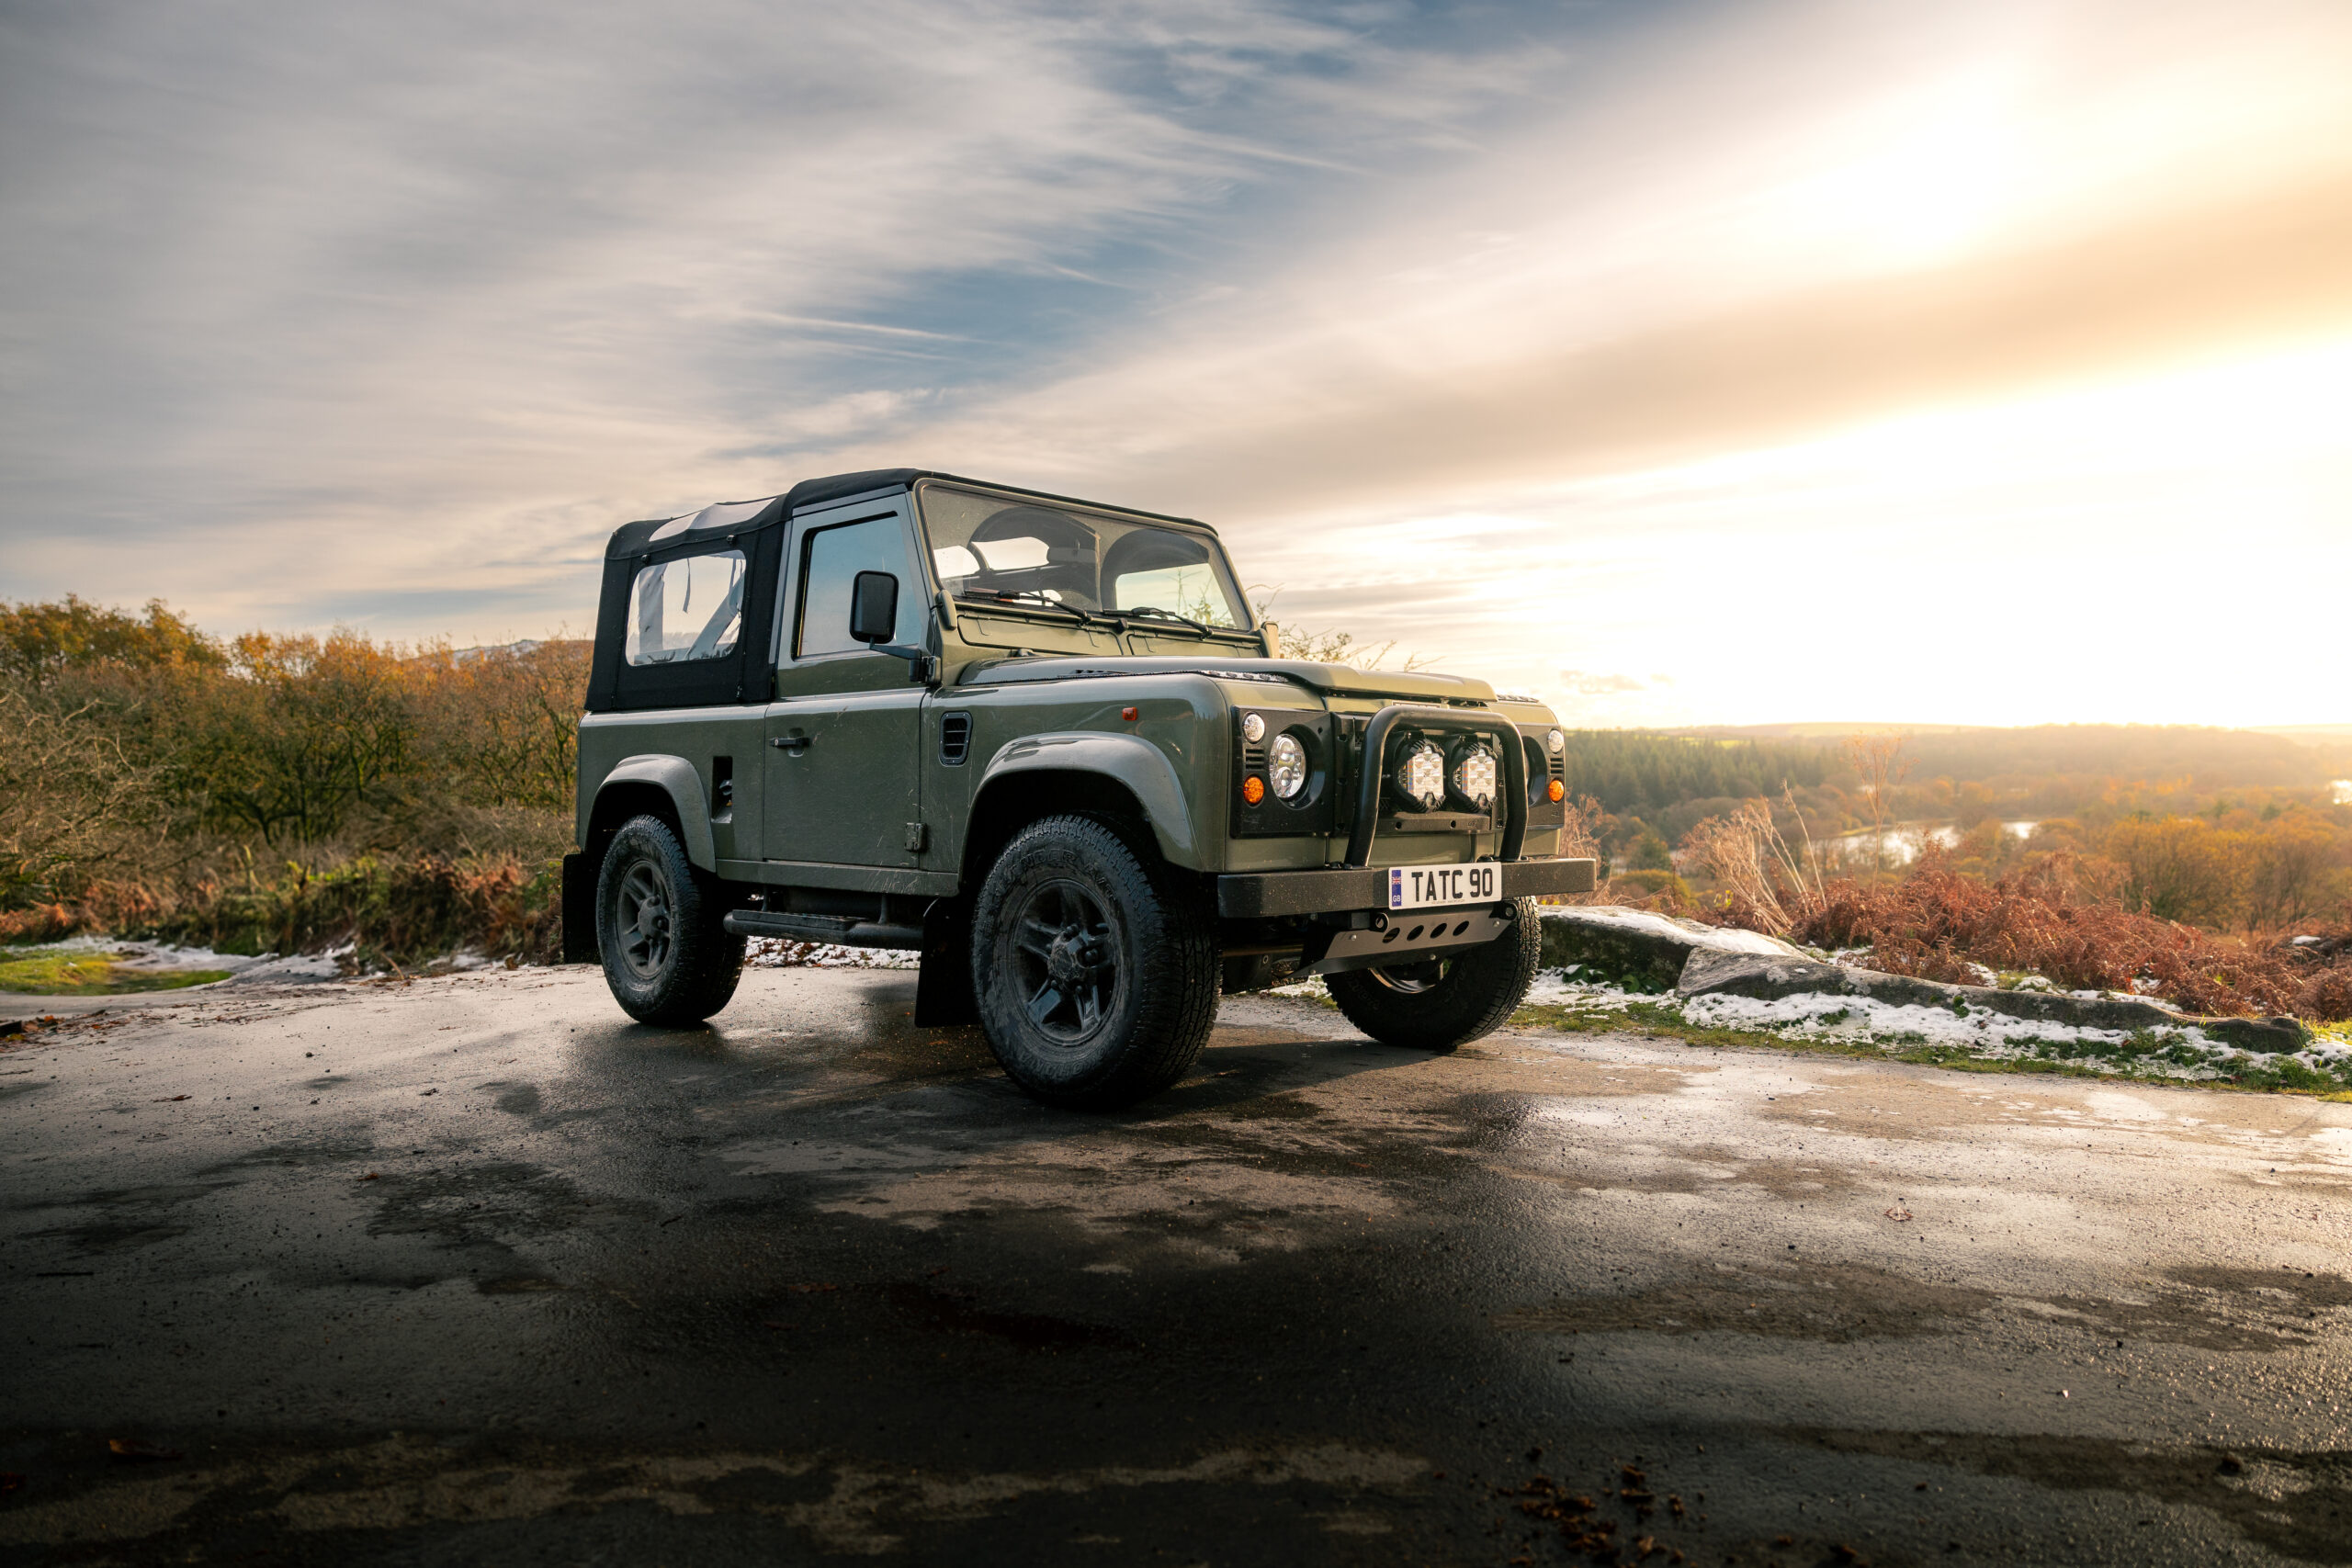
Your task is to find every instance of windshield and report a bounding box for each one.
[917,485,1249,629]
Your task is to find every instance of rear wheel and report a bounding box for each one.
[1328,898,1540,1052]
[596,815,744,1026]
[971,815,1218,1109]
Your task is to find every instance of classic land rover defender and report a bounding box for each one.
[563,469,1596,1107]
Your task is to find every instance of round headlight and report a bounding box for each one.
[1546,728,1566,756]
[1394,740,1445,813]
[1241,712,1266,743]
[1450,744,1498,812]
[1269,733,1307,799]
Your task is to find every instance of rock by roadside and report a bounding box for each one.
[1678,950,2313,1055]
[1538,905,1810,992]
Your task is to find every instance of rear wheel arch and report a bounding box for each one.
[586,779,686,868]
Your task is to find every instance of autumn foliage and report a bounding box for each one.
[0,595,586,963]
[1789,854,2348,1021]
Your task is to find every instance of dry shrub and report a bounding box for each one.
[56,855,564,967]
[1676,791,1828,935]
[1609,868,1693,905]
[2304,967,2352,1021]
[0,903,80,943]
[1789,852,2335,1018]
[1549,794,1611,907]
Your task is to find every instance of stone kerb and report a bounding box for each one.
[1537,905,2312,1055]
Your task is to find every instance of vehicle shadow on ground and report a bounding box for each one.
[568,970,1423,1150]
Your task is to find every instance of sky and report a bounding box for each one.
[3,0,2347,728]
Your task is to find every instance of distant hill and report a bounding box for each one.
[1677,723,2335,790]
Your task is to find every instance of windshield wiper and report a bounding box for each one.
[1113,604,1213,637]
[964,589,1099,626]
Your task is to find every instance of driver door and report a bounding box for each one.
[763,496,929,870]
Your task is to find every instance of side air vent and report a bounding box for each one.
[939,711,972,766]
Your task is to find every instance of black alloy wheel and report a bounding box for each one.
[1009,879,1123,1040]
[1327,897,1541,1052]
[971,814,1218,1109]
[612,857,677,983]
[595,814,744,1027]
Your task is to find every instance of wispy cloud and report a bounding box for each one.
[3,0,2347,726]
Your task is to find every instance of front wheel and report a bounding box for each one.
[595,814,744,1026]
[1328,898,1540,1053]
[970,815,1219,1109]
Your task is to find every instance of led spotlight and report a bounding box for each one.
[1393,740,1444,812]
[1449,743,1498,813]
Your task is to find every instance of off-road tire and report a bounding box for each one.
[595,814,744,1026]
[1328,897,1541,1053]
[971,814,1218,1109]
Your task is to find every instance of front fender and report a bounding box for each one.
[977,732,1201,870]
[596,754,718,870]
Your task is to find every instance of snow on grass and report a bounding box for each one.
[1521,964,2352,1091]
[0,935,357,992]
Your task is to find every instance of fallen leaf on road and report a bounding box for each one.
[419,1088,438,1097]
[153,1095,190,1102]
[1884,1207,1914,1222]
[107,1438,182,1462]
[360,1172,381,1181]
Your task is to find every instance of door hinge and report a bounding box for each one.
[904,822,929,853]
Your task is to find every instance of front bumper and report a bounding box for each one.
[1214,857,1599,919]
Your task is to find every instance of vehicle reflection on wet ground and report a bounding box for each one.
[3,966,2347,1564]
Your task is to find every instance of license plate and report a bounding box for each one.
[1387,863,1498,911]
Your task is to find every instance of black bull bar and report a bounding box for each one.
[1215,704,1599,921]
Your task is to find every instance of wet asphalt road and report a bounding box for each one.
[3,965,2349,1567]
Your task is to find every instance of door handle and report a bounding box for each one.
[771,731,812,756]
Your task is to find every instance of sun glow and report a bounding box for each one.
[1240,335,2352,729]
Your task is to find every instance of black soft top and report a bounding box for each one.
[601,469,1205,560]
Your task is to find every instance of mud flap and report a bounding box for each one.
[914,898,978,1027]
[560,852,597,964]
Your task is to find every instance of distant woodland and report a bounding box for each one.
[2,596,2346,1016]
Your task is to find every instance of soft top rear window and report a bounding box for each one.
[625,550,744,665]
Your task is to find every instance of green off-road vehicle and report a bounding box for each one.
[563,470,1596,1107]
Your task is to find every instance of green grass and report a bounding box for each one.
[0,949,230,994]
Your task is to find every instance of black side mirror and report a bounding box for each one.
[849,570,899,645]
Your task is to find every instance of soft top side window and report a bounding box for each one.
[626,550,745,666]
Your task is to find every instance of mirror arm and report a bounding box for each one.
[871,643,937,685]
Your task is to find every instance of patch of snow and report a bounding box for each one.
[1679,988,2197,1055]
[744,938,917,971]
[215,944,352,985]
[1524,971,1645,1010]
[1542,905,1792,956]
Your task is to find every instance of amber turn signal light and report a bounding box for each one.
[1240,776,1266,806]
[1546,778,1565,803]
